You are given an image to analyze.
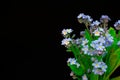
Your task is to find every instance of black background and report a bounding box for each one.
[1,0,120,80]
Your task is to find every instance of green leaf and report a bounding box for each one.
[108,27,118,51]
[77,54,91,72]
[70,44,80,59]
[84,29,92,45]
[66,49,72,52]
[103,48,120,80]
[90,72,99,80]
[69,44,86,73]
[117,30,120,41]
[72,34,76,38]
[109,27,116,38]
[68,64,84,76]
[111,76,120,80]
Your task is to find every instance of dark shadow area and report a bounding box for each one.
[3,0,120,79]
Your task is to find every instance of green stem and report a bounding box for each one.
[70,45,78,59]
[107,61,120,80]
[103,23,106,29]
[103,58,120,80]
[85,23,90,34]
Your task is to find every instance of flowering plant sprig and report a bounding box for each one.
[61,13,120,80]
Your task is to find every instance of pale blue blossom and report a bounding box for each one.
[82,38,89,46]
[100,15,111,23]
[80,31,85,36]
[104,39,113,47]
[103,32,114,47]
[117,41,120,46]
[114,20,120,27]
[62,29,73,36]
[67,58,77,65]
[91,20,100,26]
[90,40,99,48]
[87,49,94,56]
[67,58,80,68]
[74,38,82,45]
[83,15,93,22]
[90,37,106,51]
[88,49,97,56]
[100,15,111,20]
[61,38,72,46]
[100,62,108,72]
[77,13,93,22]
[93,28,101,36]
[105,32,111,37]
[82,45,89,54]
[106,35,113,43]
[102,33,114,47]
[98,36,106,44]
[77,13,85,19]
[114,20,120,30]
[92,68,104,75]
[92,61,101,68]
[96,43,105,51]
[92,61,107,75]
[82,74,88,80]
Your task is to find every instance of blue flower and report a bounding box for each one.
[83,15,93,22]
[74,38,82,45]
[91,20,100,27]
[98,36,106,44]
[92,68,104,75]
[67,58,80,68]
[82,45,89,54]
[114,20,120,30]
[104,39,112,47]
[92,61,107,75]
[93,28,101,36]
[87,49,95,56]
[105,34,113,43]
[90,40,99,48]
[61,38,72,46]
[100,15,111,23]
[77,13,85,19]
[81,38,89,46]
[62,29,73,36]
[92,61,101,68]
[100,62,108,72]
[96,43,105,51]
[80,31,85,36]
[82,74,88,80]
[67,58,77,65]
[103,33,113,47]
[117,41,120,46]
[77,13,93,22]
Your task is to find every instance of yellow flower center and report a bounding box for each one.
[65,41,69,45]
[63,31,67,35]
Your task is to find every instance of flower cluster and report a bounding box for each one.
[67,58,80,68]
[92,60,107,75]
[61,13,120,80]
